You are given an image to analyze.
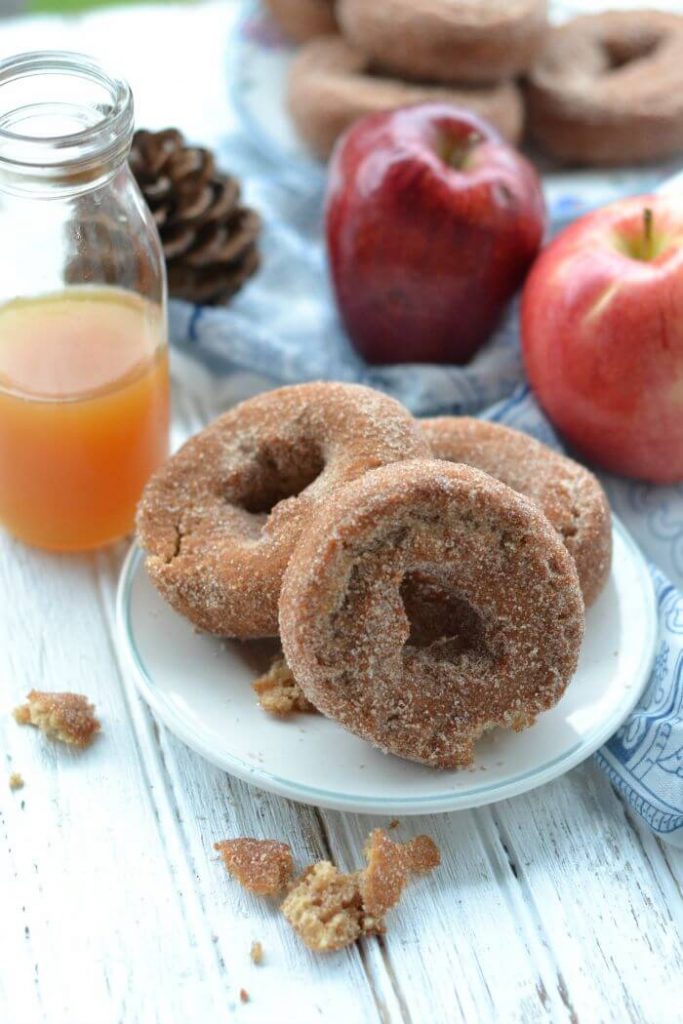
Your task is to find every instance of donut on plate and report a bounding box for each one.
[526,10,683,166]
[263,0,337,43]
[136,382,429,638]
[280,460,584,768]
[288,35,524,159]
[420,417,612,607]
[337,0,548,85]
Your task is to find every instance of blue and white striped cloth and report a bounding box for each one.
[168,135,683,846]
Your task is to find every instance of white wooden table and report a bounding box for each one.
[1,4,682,1023]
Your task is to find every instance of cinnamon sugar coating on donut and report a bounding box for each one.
[527,10,683,166]
[421,417,611,606]
[338,0,548,85]
[264,0,336,43]
[136,382,429,638]
[287,35,523,160]
[280,460,584,769]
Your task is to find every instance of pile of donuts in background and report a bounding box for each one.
[136,382,612,768]
[268,0,683,167]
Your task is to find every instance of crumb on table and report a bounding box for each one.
[250,940,263,965]
[239,988,249,1004]
[214,838,293,896]
[281,829,441,953]
[8,772,24,791]
[281,861,384,953]
[362,829,411,919]
[252,657,317,717]
[13,690,100,748]
[404,834,441,873]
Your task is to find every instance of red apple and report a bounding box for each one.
[325,103,546,365]
[521,194,683,484]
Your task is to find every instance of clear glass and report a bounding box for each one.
[0,51,169,552]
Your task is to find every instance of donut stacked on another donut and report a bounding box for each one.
[526,10,683,166]
[337,0,548,85]
[280,460,585,768]
[288,36,523,159]
[136,382,429,638]
[263,0,337,42]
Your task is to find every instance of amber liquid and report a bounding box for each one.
[0,288,169,551]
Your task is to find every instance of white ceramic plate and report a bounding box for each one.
[116,518,657,815]
[228,0,681,224]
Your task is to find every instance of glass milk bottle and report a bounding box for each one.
[0,51,169,551]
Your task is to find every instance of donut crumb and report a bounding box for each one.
[281,861,383,953]
[214,838,293,896]
[250,940,263,965]
[8,772,24,791]
[281,829,440,953]
[13,691,100,748]
[239,988,249,1004]
[404,834,441,873]
[252,657,317,717]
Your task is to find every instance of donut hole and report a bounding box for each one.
[238,438,325,515]
[603,35,659,72]
[400,570,486,657]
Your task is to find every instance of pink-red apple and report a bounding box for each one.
[325,103,546,365]
[521,194,683,483]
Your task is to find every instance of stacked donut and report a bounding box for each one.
[266,0,683,166]
[137,382,611,768]
[282,0,547,158]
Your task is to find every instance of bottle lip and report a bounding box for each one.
[0,50,133,188]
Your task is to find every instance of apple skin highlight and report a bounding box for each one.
[521,194,683,484]
[325,103,546,366]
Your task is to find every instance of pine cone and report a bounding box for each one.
[129,128,261,306]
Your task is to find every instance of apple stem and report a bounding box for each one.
[643,207,654,261]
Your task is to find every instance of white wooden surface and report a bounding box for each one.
[1,4,683,1023]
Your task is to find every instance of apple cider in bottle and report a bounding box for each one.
[0,52,169,550]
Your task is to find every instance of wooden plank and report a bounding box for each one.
[0,537,226,1024]
[489,761,683,1024]
[321,808,574,1024]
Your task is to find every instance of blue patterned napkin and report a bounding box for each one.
[168,132,683,845]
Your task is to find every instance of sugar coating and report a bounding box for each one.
[422,416,612,606]
[136,382,429,638]
[13,690,100,749]
[214,838,294,896]
[280,460,585,769]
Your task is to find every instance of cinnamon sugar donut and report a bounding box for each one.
[288,35,523,159]
[527,10,683,166]
[136,383,429,638]
[421,418,611,607]
[280,460,584,768]
[263,0,336,43]
[337,0,548,85]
